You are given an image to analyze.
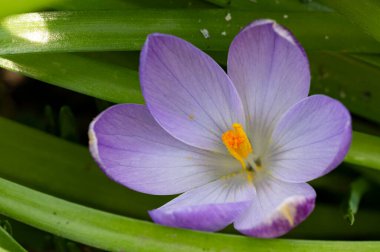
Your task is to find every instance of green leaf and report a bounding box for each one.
[202,0,231,8]
[1,177,380,252]
[0,53,142,104]
[317,0,380,43]
[2,51,380,126]
[0,0,212,16]
[0,116,165,220]
[355,167,380,187]
[229,0,333,12]
[0,225,27,252]
[346,132,380,171]
[0,10,379,55]
[0,220,12,236]
[53,0,212,10]
[0,0,60,18]
[0,217,55,251]
[351,53,380,69]
[309,52,380,124]
[345,177,370,225]
[54,0,152,10]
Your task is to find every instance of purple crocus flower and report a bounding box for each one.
[89,20,352,238]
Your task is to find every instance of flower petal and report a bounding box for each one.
[228,19,310,156]
[234,176,315,238]
[89,104,239,195]
[149,173,254,232]
[140,33,245,153]
[267,95,352,183]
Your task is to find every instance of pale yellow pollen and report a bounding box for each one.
[279,203,296,226]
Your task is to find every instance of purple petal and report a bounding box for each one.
[227,19,310,156]
[267,95,352,183]
[89,104,239,195]
[234,176,315,238]
[150,173,254,231]
[140,33,245,153]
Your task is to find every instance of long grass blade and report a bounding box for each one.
[0,53,142,103]
[0,10,379,55]
[0,177,379,252]
[0,225,27,252]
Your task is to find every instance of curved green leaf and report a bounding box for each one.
[0,116,166,219]
[0,10,379,55]
[351,54,380,69]
[0,177,379,252]
[317,0,380,43]
[345,177,370,225]
[0,53,142,103]
[53,0,212,10]
[0,225,26,252]
[2,51,380,125]
[0,0,212,17]
[0,0,59,18]
[346,132,380,171]
[309,52,380,124]
[203,0,230,7]
[229,0,333,12]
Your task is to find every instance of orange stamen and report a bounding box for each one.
[222,123,253,171]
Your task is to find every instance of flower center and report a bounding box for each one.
[222,123,257,181]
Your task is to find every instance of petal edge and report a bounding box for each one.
[150,174,254,231]
[140,33,245,153]
[267,95,352,183]
[228,19,310,156]
[89,104,239,195]
[234,177,316,238]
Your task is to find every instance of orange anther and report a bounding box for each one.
[222,123,253,168]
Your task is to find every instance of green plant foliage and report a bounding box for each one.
[345,178,370,225]
[1,51,380,125]
[1,113,380,242]
[229,0,332,12]
[0,1,380,250]
[0,53,142,103]
[1,177,380,252]
[0,10,379,55]
[318,0,380,43]
[0,0,59,18]
[0,225,27,252]
[346,132,380,171]
[0,116,167,219]
[309,52,380,124]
